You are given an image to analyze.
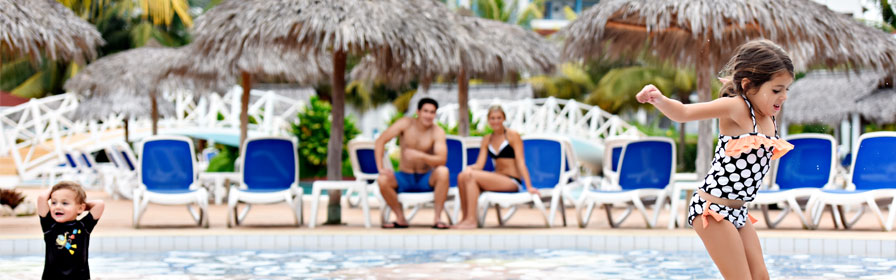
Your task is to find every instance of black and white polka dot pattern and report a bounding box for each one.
[701,135,773,202]
[687,192,749,228]
[687,95,778,228]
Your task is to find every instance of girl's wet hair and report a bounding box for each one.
[487,105,506,118]
[718,40,794,98]
[50,181,87,204]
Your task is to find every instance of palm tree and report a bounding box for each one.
[473,0,544,27]
[585,64,697,169]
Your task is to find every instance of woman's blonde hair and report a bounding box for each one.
[718,39,794,98]
[487,105,506,118]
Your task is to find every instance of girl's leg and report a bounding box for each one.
[693,216,753,280]
[738,221,769,280]
[452,170,519,229]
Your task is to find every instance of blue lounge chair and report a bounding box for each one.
[752,134,837,229]
[806,131,896,231]
[598,137,632,192]
[477,136,575,227]
[576,137,675,228]
[380,135,465,225]
[227,136,302,227]
[134,136,209,228]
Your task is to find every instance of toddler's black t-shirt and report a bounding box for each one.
[40,212,98,280]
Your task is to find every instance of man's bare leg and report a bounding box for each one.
[430,166,450,228]
[378,172,407,227]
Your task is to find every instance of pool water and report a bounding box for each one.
[1,249,895,279]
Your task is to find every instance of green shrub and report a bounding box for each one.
[292,96,360,179]
[206,145,238,172]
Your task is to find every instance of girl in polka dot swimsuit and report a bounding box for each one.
[636,40,795,279]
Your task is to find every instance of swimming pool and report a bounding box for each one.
[2,249,895,279]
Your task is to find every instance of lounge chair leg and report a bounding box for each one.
[866,197,886,231]
[495,205,504,226]
[559,196,567,227]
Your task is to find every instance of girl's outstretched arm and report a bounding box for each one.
[635,84,740,123]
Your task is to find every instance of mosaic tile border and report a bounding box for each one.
[2,233,894,258]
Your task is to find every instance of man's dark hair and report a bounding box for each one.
[417,98,438,110]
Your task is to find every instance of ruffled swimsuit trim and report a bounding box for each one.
[724,134,793,160]
[699,197,758,229]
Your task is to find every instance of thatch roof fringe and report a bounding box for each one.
[351,13,558,86]
[0,0,104,62]
[559,0,896,73]
[784,70,890,125]
[183,0,467,81]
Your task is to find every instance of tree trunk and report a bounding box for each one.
[677,92,689,171]
[123,119,129,143]
[150,91,159,135]
[695,41,713,179]
[325,50,347,224]
[240,72,251,147]
[458,65,470,137]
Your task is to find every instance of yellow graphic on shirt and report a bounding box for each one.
[55,229,80,255]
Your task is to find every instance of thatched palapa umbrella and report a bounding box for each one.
[785,70,896,150]
[181,0,467,223]
[353,14,558,136]
[560,0,896,177]
[0,0,103,65]
[64,47,212,141]
[785,71,886,126]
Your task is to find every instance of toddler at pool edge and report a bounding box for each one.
[37,181,105,280]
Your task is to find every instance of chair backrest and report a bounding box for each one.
[63,150,79,169]
[117,144,137,172]
[617,137,675,190]
[445,136,466,187]
[602,137,633,177]
[348,139,379,182]
[522,137,566,189]
[77,150,94,169]
[103,147,120,169]
[139,136,197,192]
[773,134,836,190]
[240,137,297,191]
[464,137,494,171]
[849,132,896,191]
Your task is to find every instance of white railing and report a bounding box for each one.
[437,96,644,144]
[1,86,309,180]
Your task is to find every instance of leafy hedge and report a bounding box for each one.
[292,96,360,179]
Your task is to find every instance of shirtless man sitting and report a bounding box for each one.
[375,98,450,229]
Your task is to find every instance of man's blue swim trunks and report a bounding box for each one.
[395,170,434,193]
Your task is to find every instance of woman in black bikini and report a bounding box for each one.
[451,105,539,229]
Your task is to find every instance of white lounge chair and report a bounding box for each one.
[752,133,837,229]
[133,135,209,228]
[805,131,896,231]
[227,136,302,227]
[476,136,574,227]
[575,137,675,228]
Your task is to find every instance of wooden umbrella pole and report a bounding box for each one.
[123,119,129,143]
[240,71,251,147]
[325,50,347,224]
[151,91,159,135]
[694,39,713,179]
[458,65,470,137]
